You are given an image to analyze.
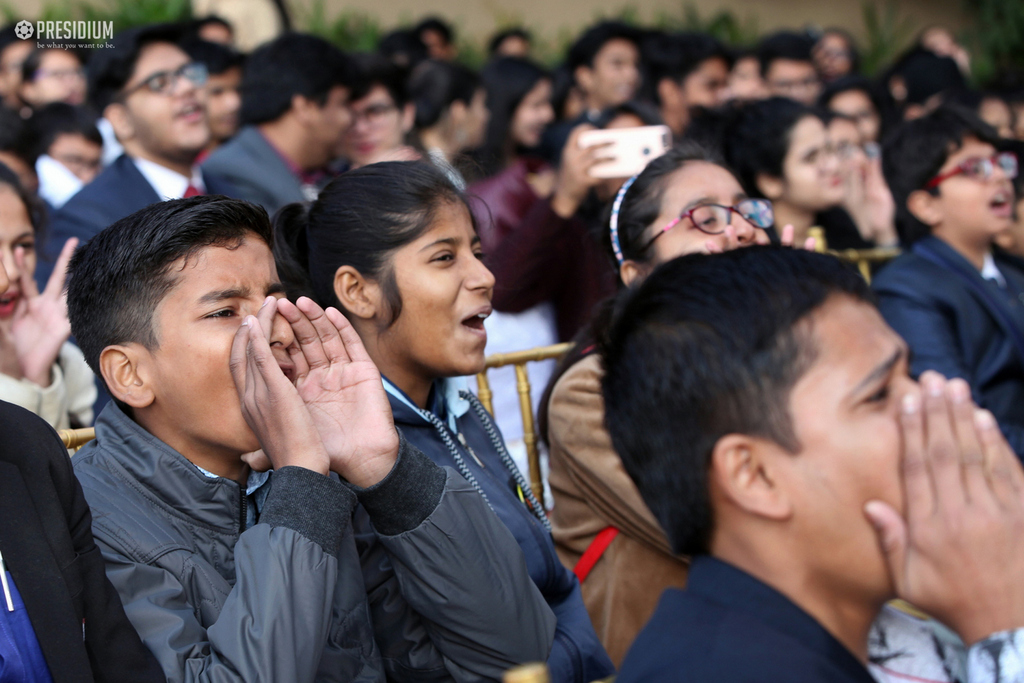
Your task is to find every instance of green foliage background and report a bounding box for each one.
[2,0,1022,83]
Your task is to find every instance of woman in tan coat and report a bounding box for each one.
[543,141,786,665]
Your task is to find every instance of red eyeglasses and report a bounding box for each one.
[924,151,1018,190]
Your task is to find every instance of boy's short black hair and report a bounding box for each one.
[66,196,273,387]
[88,23,185,113]
[488,27,531,56]
[568,21,641,73]
[415,17,454,45]
[882,104,1001,245]
[27,102,102,160]
[378,29,428,70]
[240,33,353,126]
[757,31,815,77]
[182,38,243,77]
[349,52,408,106]
[641,31,731,105]
[601,247,872,555]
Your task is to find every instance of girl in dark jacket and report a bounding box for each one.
[274,160,615,683]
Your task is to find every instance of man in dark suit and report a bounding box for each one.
[602,248,1024,682]
[874,106,1024,457]
[0,244,162,682]
[39,25,237,285]
[201,34,353,215]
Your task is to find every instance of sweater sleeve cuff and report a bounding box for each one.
[348,433,446,536]
[260,466,356,557]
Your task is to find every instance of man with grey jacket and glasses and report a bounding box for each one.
[64,196,556,682]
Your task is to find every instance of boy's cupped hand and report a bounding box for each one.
[864,372,1024,646]
[229,296,400,488]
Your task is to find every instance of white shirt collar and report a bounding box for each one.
[982,252,1007,288]
[132,156,205,200]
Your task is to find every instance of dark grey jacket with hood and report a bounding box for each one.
[72,402,557,682]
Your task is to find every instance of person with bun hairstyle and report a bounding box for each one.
[275,160,615,683]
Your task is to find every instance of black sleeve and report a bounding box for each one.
[51,429,166,683]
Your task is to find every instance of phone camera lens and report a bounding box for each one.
[642,147,650,156]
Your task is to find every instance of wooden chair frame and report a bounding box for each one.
[475,342,574,507]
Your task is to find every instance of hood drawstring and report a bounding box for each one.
[460,391,551,532]
[418,391,552,532]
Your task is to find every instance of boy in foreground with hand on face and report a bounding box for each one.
[65,195,556,683]
[606,247,1024,682]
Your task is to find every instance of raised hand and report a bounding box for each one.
[277,296,399,488]
[11,237,76,387]
[864,372,1024,645]
[229,297,329,476]
[551,124,614,219]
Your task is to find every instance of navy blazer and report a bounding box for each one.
[618,556,877,683]
[37,154,238,285]
[873,236,1024,456]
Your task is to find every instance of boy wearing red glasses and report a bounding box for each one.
[875,105,1024,457]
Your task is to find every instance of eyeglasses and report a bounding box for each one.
[118,62,208,99]
[924,152,1018,190]
[34,67,85,82]
[351,101,398,127]
[641,199,774,252]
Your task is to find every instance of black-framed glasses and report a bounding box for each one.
[118,62,208,100]
[925,152,1018,189]
[642,199,774,251]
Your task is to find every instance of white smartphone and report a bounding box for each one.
[578,125,672,179]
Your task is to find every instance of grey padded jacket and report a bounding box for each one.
[72,403,557,682]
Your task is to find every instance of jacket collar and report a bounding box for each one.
[85,402,245,532]
[687,556,876,682]
[382,376,471,433]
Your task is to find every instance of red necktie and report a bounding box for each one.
[184,184,203,198]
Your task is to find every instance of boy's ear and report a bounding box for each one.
[907,188,943,228]
[710,433,793,522]
[575,65,594,97]
[333,265,382,321]
[99,344,155,409]
[400,102,415,134]
[755,173,784,201]
[103,102,136,144]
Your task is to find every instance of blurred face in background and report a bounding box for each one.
[727,55,767,102]
[20,50,86,108]
[0,40,32,108]
[48,132,102,183]
[205,66,241,145]
[344,84,414,168]
[765,58,821,105]
[826,88,880,143]
[979,96,1013,139]
[576,38,640,111]
[813,31,854,82]
[759,115,843,213]
[510,78,554,148]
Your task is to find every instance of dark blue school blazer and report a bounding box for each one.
[37,154,239,285]
[617,556,878,683]
[873,235,1024,457]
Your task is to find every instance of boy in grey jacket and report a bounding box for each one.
[64,196,556,682]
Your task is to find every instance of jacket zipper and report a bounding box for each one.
[238,487,247,535]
